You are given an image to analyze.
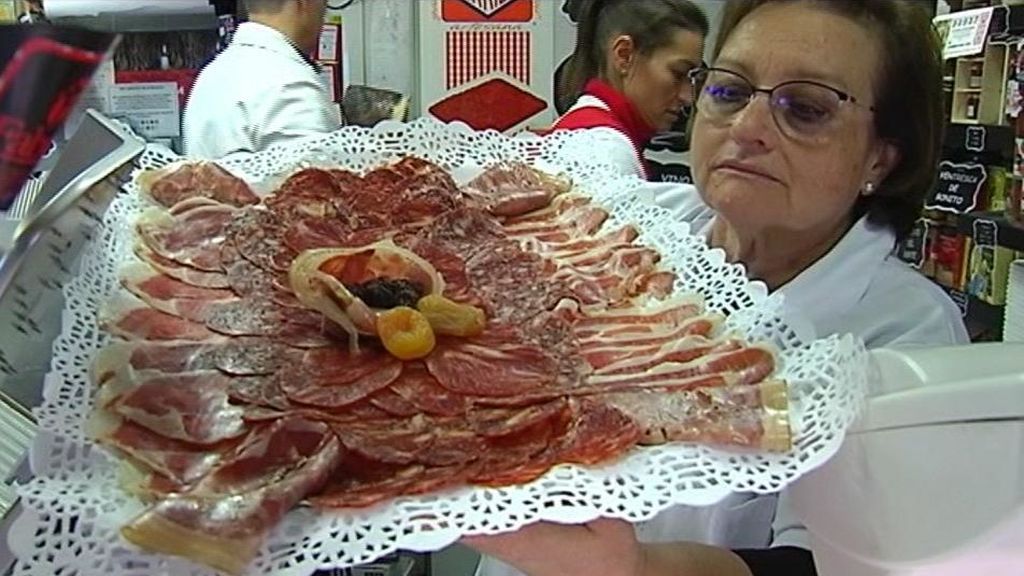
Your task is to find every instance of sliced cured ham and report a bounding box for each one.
[605,380,791,451]
[463,162,572,217]
[92,340,221,386]
[137,204,236,272]
[99,295,220,342]
[138,161,259,209]
[88,411,235,487]
[121,262,238,321]
[100,370,247,445]
[135,242,230,289]
[121,417,341,576]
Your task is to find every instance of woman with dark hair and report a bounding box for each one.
[550,0,708,179]
[468,1,968,575]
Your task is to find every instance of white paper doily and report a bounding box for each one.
[9,118,869,576]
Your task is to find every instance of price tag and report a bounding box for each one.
[927,160,987,214]
[972,218,999,247]
[935,7,995,59]
[898,219,930,269]
[965,125,986,152]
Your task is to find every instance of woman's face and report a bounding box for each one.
[690,2,898,240]
[619,29,704,132]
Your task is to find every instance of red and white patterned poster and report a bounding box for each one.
[446,29,530,89]
[441,0,533,23]
[419,0,554,133]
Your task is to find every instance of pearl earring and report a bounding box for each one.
[863,182,876,195]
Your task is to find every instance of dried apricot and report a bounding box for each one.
[377,306,436,360]
[417,294,486,337]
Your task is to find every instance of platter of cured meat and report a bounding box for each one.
[9,120,869,576]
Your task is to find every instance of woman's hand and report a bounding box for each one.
[461,517,646,576]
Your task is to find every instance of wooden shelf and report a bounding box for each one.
[943,122,1014,163]
[957,211,1024,252]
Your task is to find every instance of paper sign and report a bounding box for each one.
[318,24,340,62]
[320,63,338,101]
[936,7,994,59]
[110,82,180,138]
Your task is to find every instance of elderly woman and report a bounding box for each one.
[469,1,968,575]
[550,0,708,179]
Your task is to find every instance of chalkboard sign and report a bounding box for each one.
[947,287,969,318]
[965,125,986,152]
[972,218,999,247]
[898,219,930,269]
[927,160,987,214]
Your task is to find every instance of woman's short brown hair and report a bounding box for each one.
[714,0,944,241]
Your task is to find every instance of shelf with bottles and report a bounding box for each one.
[951,45,1009,124]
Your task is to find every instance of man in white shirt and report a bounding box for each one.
[183,0,341,159]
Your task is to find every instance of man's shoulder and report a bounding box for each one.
[198,43,314,88]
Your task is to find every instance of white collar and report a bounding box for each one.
[231,22,312,68]
[775,216,896,340]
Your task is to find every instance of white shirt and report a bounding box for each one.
[183,22,342,159]
[555,96,647,179]
[476,184,969,576]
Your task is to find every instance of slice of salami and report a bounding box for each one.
[202,300,329,347]
[419,428,486,467]
[227,207,296,273]
[403,464,471,497]
[227,375,291,411]
[308,453,424,509]
[389,362,471,416]
[280,347,404,408]
[468,399,568,438]
[212,338,296,376]
[368,388,421,417]
[546,400,639,466]
[330,419,434,465]
[468,404,566,487]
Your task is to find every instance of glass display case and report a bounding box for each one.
[0,110,145,575]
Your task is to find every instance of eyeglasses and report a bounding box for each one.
[688,67,874,142]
